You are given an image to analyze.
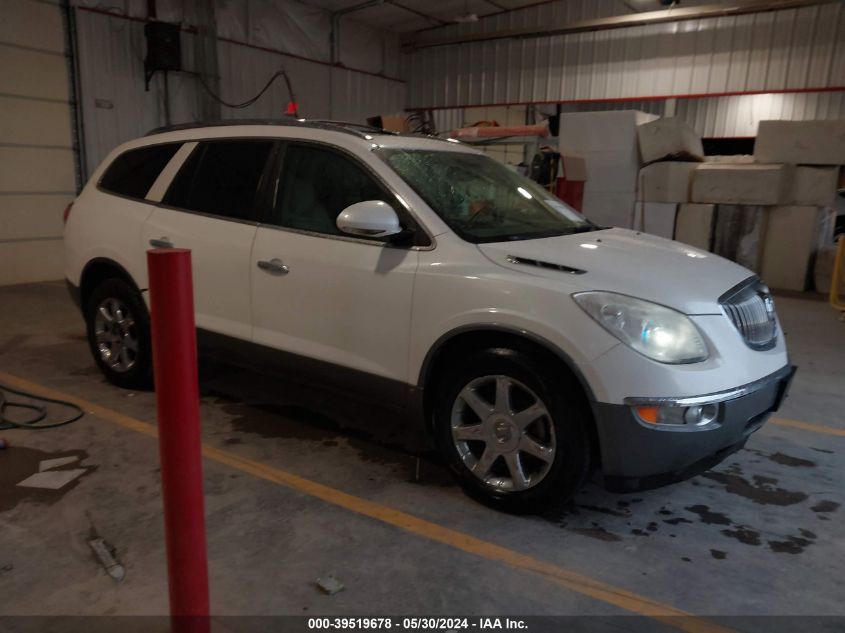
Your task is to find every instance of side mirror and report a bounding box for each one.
[336,200,403,239]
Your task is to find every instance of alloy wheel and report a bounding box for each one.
[93,297,138,373]
[450,375,556,492]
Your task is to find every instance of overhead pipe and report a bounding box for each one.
[403,0,837,50]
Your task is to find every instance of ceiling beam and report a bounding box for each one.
[387,0,451,26]
[403,0,835,49]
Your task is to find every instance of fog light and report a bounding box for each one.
[634,403,719,427]
[683,404,718,426]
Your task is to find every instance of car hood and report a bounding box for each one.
[477,228,753,314]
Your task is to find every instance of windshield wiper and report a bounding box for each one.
[568,225,602,234]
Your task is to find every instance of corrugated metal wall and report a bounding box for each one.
[75,5,406,176]
[676,90,845,137]
[430,90,845,139]
[404,2,845,109]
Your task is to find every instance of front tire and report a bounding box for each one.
[434,348,591,513]
[85,278,153,390]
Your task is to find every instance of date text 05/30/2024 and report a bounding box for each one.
[307,617,529,630]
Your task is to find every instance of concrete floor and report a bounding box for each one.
[0,281,843,629]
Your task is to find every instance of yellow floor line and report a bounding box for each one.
[770,416,845,437]
[0,371,740,633]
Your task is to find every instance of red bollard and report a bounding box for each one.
[147,249,210,633]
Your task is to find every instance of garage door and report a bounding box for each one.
[0,0,78,285]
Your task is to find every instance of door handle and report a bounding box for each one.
[149,237,174,249]
[257,258,290,276]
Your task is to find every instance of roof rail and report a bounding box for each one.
[144,118,396,139]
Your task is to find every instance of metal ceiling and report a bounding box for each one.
[306,0,758,34]
[305,0,560,33]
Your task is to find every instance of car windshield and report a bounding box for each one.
[378,148,595,243]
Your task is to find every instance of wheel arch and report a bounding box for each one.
[418,325,600,448]
[419,326,601,469]
[79,258,143,312]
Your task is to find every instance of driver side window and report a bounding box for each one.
[270,144,390,236]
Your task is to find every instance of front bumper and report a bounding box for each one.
[592,364,796,492]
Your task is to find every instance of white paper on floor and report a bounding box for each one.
[38,456,80,471]
[17,469,87,490]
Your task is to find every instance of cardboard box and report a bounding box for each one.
[637,117,704,164]
[633,202,677,239]
[639,161,698,203]
[784,166,838,206]
[675,204,715,251]
[754,120,845,165]
[366,114,409,133]
[691,163,789,205]
[760,206,819,291]
[581,191,636,228]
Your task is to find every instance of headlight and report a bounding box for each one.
[573,291,708,364]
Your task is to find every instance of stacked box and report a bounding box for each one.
[560,110,658,227]
[638,162,697,203]
[691,164,789,205]
[712,205,768,272]
[759,206,820,291]
[675,204,715,251]
[633,202,677,239]
[637,117,704,164]
[784,166,838,207]
[581,192,636,229]
[755,120,845,165]
[704,155,755,164]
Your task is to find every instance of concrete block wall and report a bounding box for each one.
[0,0,75,286]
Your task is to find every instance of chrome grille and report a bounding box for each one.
[720,280,777,350]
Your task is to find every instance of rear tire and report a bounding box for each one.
[85,278,153,390]
[433,347,591,513]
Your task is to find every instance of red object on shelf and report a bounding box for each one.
[147,248,209,633]
[556,178,585,212]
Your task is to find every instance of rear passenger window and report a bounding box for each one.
[164,140,274,221]
[99,143,181,199]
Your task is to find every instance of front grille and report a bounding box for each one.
[720,280,777,350]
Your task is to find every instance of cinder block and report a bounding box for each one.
[633,202,677,239]
[638,162,697,203]
[691,163,788,205]
[760,206,820,291]
[784,166,838,207]
[675,204,715,251]
[637,117,704,164]
[755,120,845,165]
[581,191,636,229]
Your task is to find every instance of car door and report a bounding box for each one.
[250,141,425,405]
[141,138,276,341]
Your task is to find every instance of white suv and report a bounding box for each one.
[64,120,794,511]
